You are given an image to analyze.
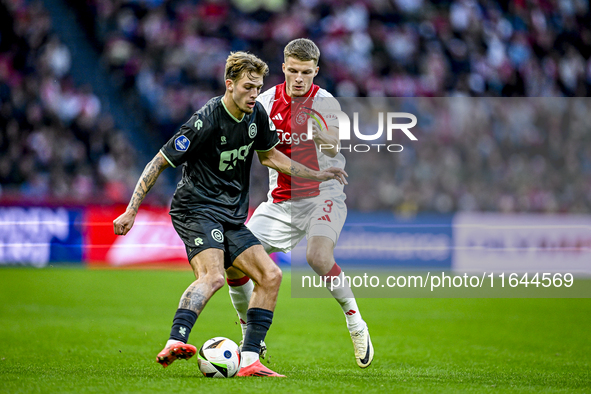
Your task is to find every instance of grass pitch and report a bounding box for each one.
[0,267,589,393]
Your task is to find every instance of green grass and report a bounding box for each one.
[0,267,590,393]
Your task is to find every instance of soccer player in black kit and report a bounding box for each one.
[113,52,347,377]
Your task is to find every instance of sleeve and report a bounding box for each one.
[313,94,341,129]
[159,113,212,168]
[253,103,279,152]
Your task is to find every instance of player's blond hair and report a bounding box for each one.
[284,38,320,65]
[224,52,269,82]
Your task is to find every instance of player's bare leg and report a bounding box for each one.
[232,245,285,377]
[306,236,373,368]
[157,249,226,368]
[233,245,281,310]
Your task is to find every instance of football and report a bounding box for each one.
[197,337,241,378]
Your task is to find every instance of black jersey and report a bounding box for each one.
[160,96,279,225]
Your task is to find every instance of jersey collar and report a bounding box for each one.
[279,82,319,106]
[221,96,245,123]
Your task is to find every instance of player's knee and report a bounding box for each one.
[205,273,226,292]
[263,265,282,289]
[306,248,331,268]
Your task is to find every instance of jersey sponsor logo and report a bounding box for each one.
[272,113,283,121]
[276,130,310,145]
[211,229,224,243]
[175,135,190,152]
[248,123,257,138]
[194,118,203,130]
[219,141,254,171]
[317,215,331,222]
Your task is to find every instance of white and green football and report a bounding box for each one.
[197,337,241,378]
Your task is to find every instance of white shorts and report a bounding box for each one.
[246,192,347,254]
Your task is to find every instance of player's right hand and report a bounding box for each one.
[316,167,348,185]
[113,209,137,235]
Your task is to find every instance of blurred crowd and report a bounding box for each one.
[79,0,591,132]
[1,0,591,213]
[0,0,139,203]
[343,97,591,214]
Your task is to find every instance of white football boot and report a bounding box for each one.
[350,322,374,368]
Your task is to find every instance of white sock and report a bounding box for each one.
[241,351,259,367]
[166,339,182,347]
[326,271,364,332]
[228,277,253,336]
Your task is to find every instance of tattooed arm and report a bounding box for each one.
[257,147,348,185]
[113,152,170,235]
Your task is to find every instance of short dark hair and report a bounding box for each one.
[224,52,269,82]
[284,38,320,65]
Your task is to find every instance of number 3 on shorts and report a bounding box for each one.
[323,200,333,213]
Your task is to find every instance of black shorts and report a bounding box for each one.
[170,211,260,269]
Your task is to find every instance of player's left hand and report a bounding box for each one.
[310,122,340,158]
[311,122,326,144]
[316,167,348,185]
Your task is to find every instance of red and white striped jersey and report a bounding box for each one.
[257,82,345,203]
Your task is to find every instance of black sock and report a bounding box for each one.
[169,308,198,342]
[242,308,273,354]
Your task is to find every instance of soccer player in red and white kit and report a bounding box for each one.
[225,39,373,368]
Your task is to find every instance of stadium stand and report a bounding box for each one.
[0,0,142,203]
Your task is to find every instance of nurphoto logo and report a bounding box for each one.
[307,110,418,153]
